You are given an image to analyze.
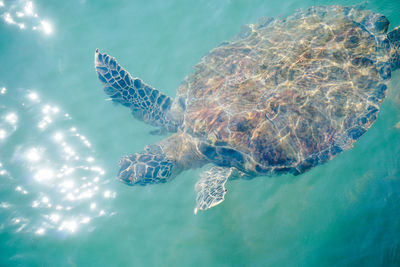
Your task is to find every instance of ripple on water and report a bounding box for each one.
[0,88,116,237]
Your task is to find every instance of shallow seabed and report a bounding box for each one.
[0,0,399,266]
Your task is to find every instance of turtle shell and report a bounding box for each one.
[174,5,392,175]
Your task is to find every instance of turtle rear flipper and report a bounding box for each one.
[194,166,234,214]
[388,27,400,70]
[95,49,181,132]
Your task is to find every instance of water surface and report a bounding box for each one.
[0,0,400,266]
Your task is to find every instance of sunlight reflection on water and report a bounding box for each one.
[1,0,53,34]
[0,87,116,237]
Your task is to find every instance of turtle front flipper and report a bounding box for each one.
[194,166,234,214]
[94,49,181,132]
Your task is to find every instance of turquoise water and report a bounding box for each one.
[1,0,400,266]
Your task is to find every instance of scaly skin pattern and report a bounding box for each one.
[118,144,176,185]
[95,49,181,132]
[173,5,395,175]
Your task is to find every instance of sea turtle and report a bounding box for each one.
[94,4,400,213]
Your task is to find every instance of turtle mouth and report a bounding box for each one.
[117,156,138,185]
[116,149,177,186]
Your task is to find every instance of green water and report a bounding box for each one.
[1,0,400,266]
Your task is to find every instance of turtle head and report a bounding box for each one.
[117,144,176,186]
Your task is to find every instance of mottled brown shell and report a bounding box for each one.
[173,5,392,175]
